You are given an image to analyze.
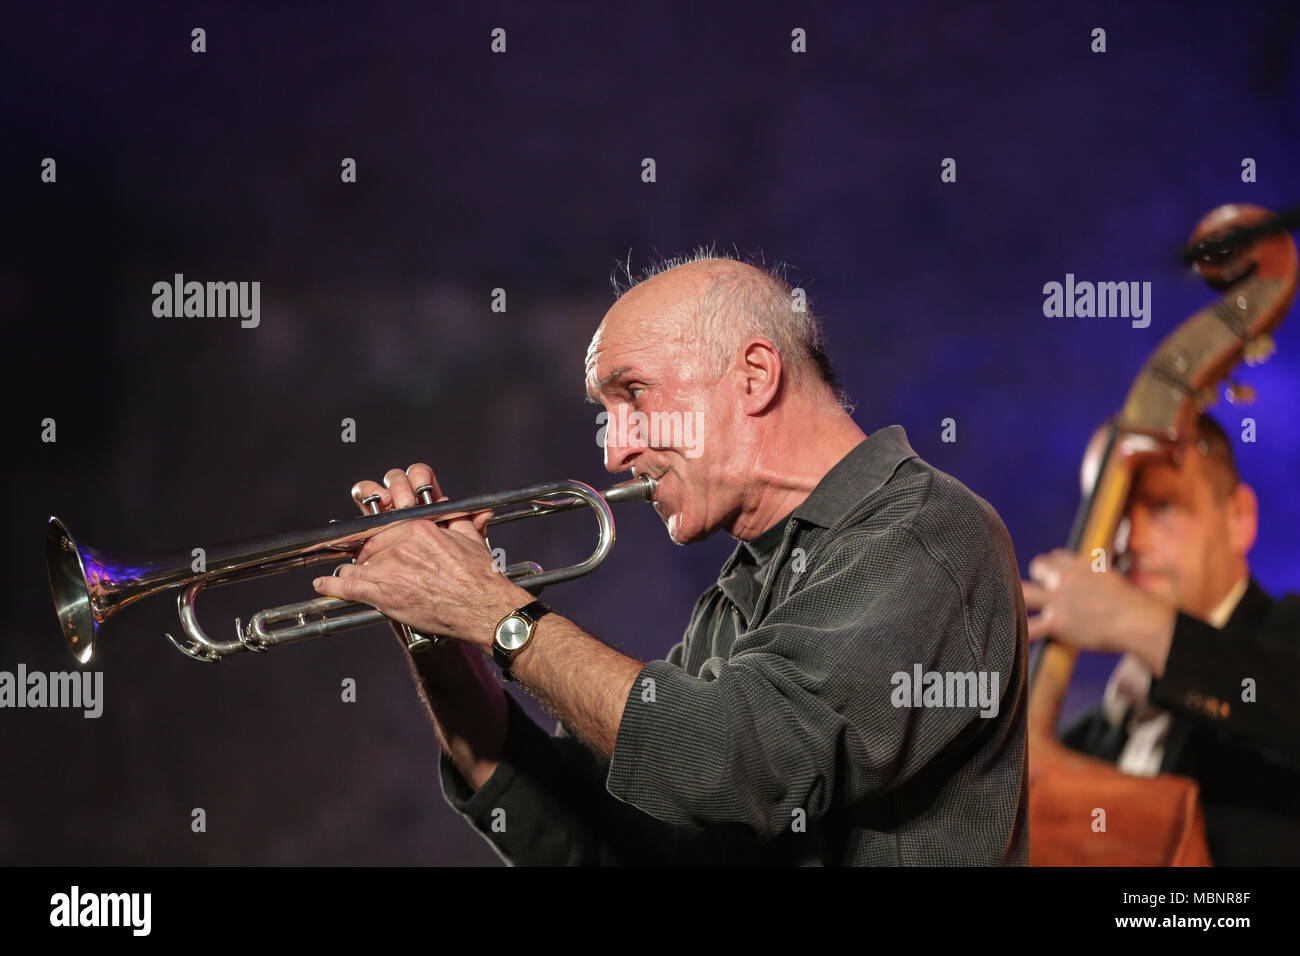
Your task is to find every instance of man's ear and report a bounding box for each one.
[738,337,782,414]
[1226,481,1258,559]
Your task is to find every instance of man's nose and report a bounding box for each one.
[1126,504,1153,554]
[602,405,648,474]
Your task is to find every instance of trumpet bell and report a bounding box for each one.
[47,516,194,664]
[47,517,98,664]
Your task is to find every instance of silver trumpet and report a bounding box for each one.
[46,475,656,663]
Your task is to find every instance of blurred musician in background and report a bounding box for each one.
[1023,413,1300,864]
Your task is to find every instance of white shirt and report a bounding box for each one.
[1102,576,1249,777]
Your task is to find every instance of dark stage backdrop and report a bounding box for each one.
[2,1,1296,864]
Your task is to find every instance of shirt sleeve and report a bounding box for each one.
[1149,603,1300,771]
[605,524,1019,840]
[439,640,692,865]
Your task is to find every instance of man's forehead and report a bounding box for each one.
[584,316,634,394]
[1132,451,1202,491]
[584,323,606,377]
[585,322,653,390]
[586,309,684,379]
[584,266,712,392]
[584,321,623,382]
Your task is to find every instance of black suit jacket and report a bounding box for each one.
[1062,579,1300,866]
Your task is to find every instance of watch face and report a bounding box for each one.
[496,615,531,652]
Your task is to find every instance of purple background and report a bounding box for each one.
[2,0,1297,864]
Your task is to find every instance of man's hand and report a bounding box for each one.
[323,463,643,763]
[1022,548,1177,677]
[314,463,533,652]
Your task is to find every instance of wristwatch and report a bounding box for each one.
[492,600,551,681]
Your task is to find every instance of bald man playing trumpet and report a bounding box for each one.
[313,253,1030,865]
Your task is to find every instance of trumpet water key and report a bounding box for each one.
[47,475,656,664]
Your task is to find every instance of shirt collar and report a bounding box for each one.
[742,508,792,560]
[790,425,919,529]
[1208,575,1250,629]
[718,425,919,577]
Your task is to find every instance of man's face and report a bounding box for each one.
[585,281,737,545]
[1121,449,1241,617]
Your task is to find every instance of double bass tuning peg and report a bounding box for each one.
[1242,334,1276,366]
[1224,382,1258,406]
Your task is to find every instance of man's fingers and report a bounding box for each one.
[446,508,493,544]
[1027,614,1052,643]
[1021,580,1049,611]
[352,479,388,514]
[352,463,444,515]
[384,468,418,509]
[354,523,409,565]
[1027,554,1062,590]
[406,463,441,500]
[313,570,377,606]
[426,494,486,539]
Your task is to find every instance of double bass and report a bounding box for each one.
[1028,203,1298,865]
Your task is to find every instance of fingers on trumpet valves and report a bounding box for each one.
[388,464,441,510]
[404,463,440,500]
[383,469,411,507]
[352,479,388,513]
[352,464,438,513]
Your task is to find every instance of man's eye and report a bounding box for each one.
[629,386,646,400]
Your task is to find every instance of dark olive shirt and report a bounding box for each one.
[440,426,1030,864]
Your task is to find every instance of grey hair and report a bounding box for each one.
[610,245,850,409]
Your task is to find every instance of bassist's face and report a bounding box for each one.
[1120,450,1255,619]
